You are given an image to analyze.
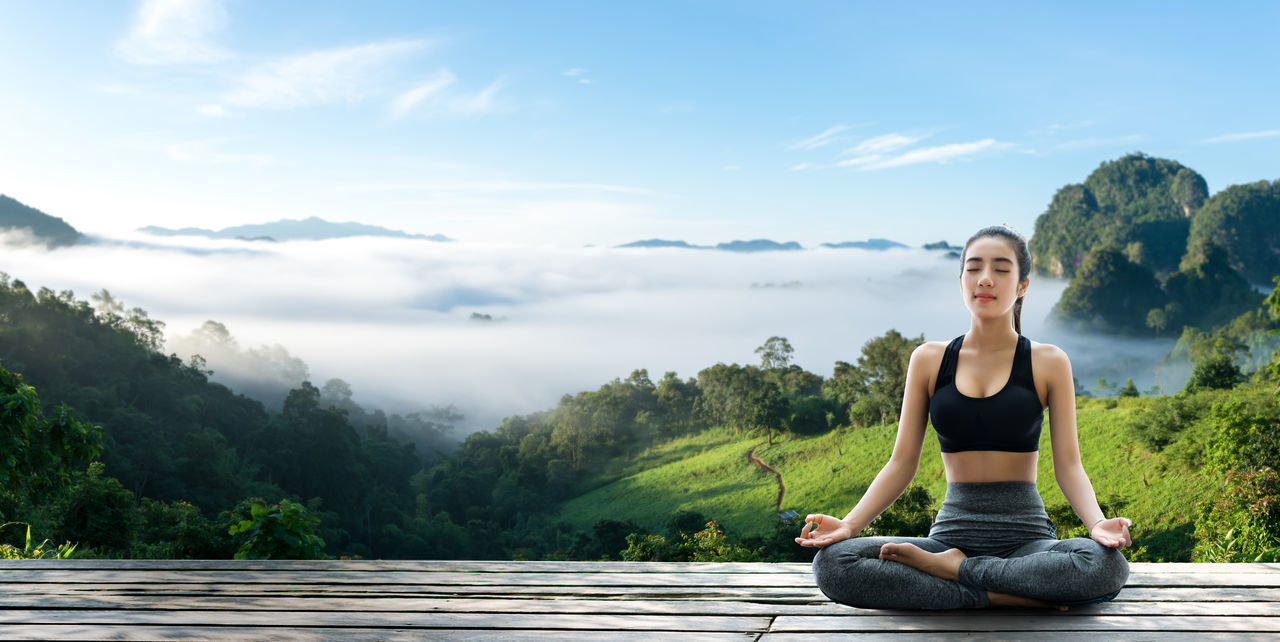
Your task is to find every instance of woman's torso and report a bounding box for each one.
[924,334,1050,483]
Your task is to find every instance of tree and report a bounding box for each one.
[1118,379,1139,398]
[828,330,923,427]
[1186,354,1244,393]
[0,364,101,515]
[755,337,794,370]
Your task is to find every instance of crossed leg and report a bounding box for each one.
[878,538,1129,606]
[878,542,1065,609]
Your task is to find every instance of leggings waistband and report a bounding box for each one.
[941,481,1044,513]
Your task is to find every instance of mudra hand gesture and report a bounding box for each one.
[794,513,855,548]
[1089,517,1133,549]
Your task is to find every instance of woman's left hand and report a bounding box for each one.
[1089,517,1133,548]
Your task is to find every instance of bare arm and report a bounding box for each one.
[838,343,933,532]
[1044,345,1132,547]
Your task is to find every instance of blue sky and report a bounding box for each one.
[2,1,1278,246]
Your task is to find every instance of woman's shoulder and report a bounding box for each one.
[1027,338,1072,376]
[908,339,951,373]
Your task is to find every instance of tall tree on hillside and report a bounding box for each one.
[755,337,794,370]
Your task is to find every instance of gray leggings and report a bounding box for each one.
[811,481,1129,609]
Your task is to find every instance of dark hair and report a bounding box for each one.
[961,225,1032,334]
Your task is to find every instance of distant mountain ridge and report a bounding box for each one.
[0,194,81,247]
[617,238,919,252]
[140,217,451,242]
[820,238,909,250]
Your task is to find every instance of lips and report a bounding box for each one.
[974,294,996,301]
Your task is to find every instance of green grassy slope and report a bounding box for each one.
[555,396,1214,560]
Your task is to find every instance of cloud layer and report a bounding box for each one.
[1,231,1185,436]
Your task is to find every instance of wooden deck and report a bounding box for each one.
[0,560,1277,640]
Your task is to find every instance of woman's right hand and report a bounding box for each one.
[794,513,856,548]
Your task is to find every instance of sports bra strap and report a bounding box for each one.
[934,335,964,389]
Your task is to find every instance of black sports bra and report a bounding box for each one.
[928,334,1045,453]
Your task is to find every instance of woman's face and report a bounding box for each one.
[960,236,1028,322]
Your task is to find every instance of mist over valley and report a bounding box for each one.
[1,228,1189,437]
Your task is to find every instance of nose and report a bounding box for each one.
[977,273,994,287]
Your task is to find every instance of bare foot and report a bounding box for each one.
[988,591,1070,611]
[878,543,967,581]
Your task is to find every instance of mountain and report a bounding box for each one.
[616,238,804,252]
[716,240,803,252]
[820,238,909,250]
[616,239,706,249]
[139,216,452,242]
[0,194,81,247]
[923,240,959,250]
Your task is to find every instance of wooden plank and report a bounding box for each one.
[1128,563,1280,574]
[7,569,1278,588]
[0,560,1274,574]
[1124,573,1280,587]
[0,570,822,586]
[0,611,773,632]
[0,595,1276,617]
[0,625,758,641]
[1113,587,1280,602]
[772,614,1280,633]
[0,560,814,573]
[761,634,1273,641]
[5,583,1278,602]
[0,582,829,599]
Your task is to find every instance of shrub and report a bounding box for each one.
[863,485,934,537]
[0,523,75,560]
[56,462,136,555]
[1125,390,1218,452]
[225,498,326,560]
[1193,467,1280,562]
[133,498,228,559]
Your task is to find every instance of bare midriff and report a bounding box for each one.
[941,450,1038,483]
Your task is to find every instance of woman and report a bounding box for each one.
[795,225,1132,610]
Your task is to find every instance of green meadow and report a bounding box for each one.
[556,396,1215,561]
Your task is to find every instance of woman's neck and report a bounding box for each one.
[966,317,1019,351]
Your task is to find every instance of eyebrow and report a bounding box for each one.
[965,257,1015,265]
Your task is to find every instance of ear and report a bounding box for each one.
[1019,278,1030,296]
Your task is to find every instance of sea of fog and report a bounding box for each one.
[1,232,1182,435]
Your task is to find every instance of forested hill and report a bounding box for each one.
[0,194,81,247]
[0,275,456,559]
[1034,153,1279,337]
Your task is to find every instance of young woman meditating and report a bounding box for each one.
[795,225,1131,609]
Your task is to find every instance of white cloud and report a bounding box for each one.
[834,155,881,168]
[450,78,505,115]
[842,133,926,156]
[1204,129,1280,143]
[224,40,428,109]
[388,71,504,117]
[390,69,458,117]
[561,68,588,77]
[723,165,741,172]
[117,0,230,64]
[859,139,1010,170]
[196,104,229,117]
[788,125,848,150]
